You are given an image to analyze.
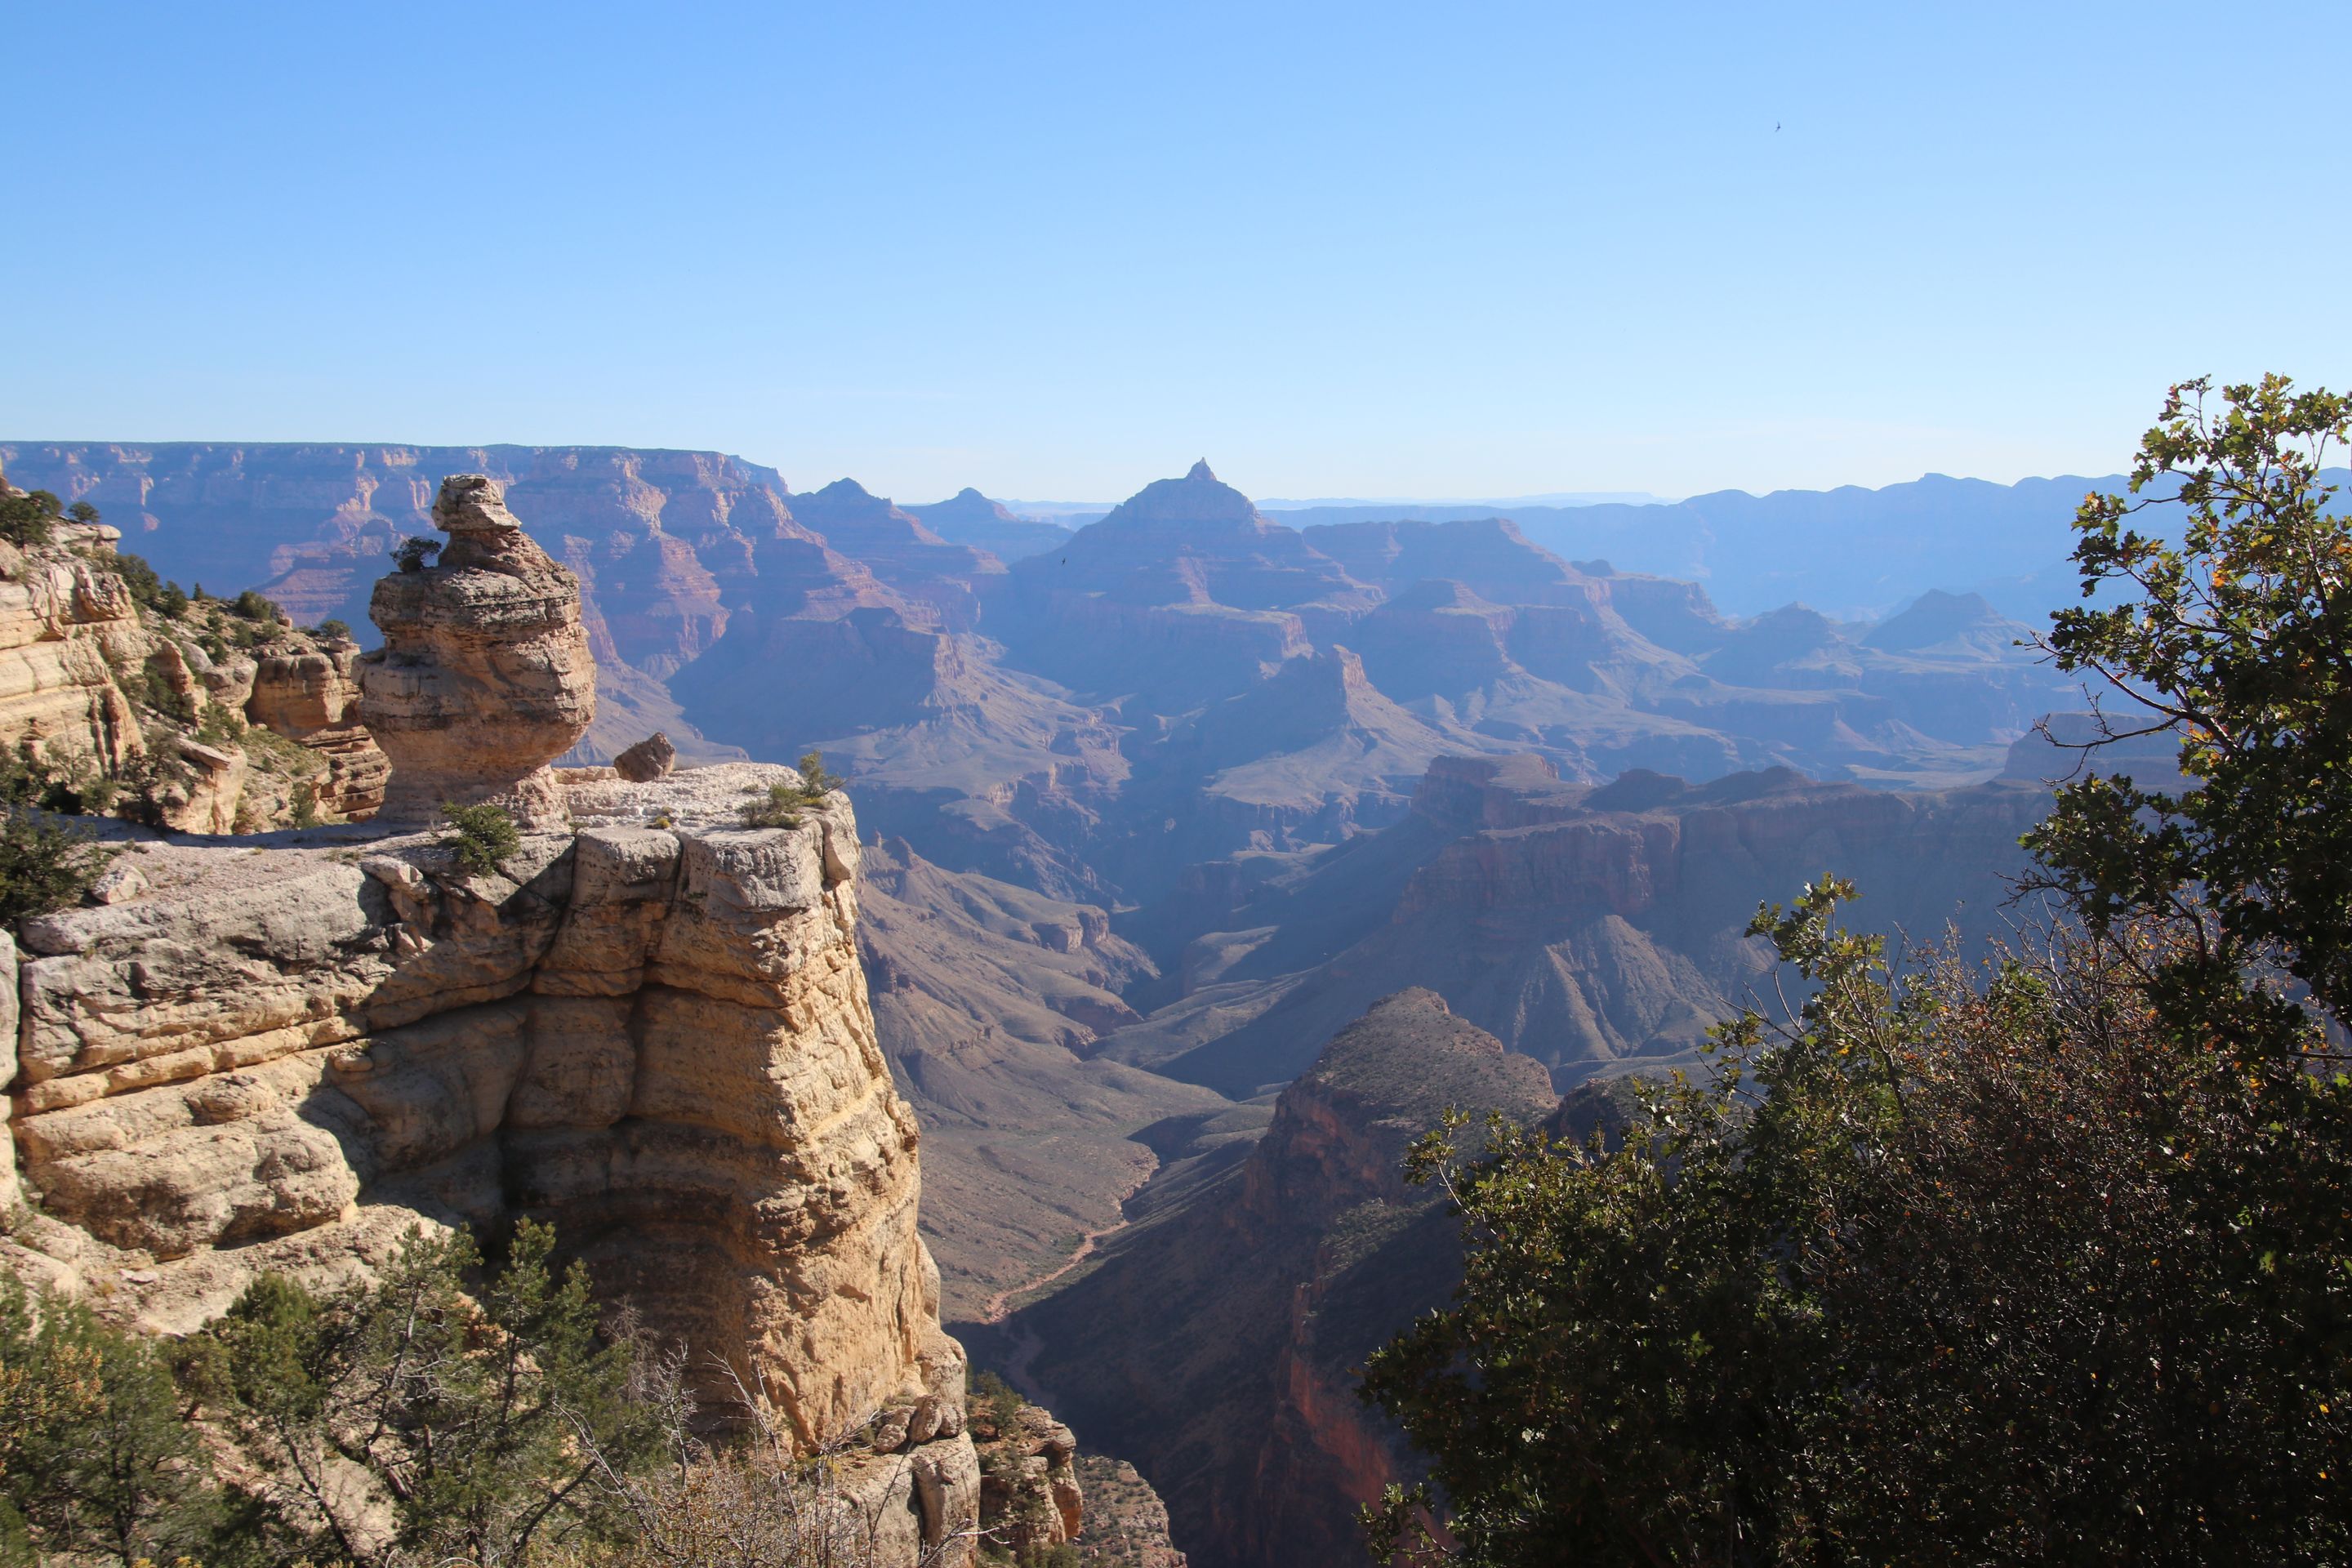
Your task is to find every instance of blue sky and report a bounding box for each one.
[7,2,2346,503]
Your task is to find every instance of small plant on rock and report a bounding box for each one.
[796,749,844,796]
[439,800,520,877]
[739,782,804,830]
[391,536,443,572]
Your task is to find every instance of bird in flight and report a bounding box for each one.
[1775,122,1781,131]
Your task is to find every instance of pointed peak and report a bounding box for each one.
[1187,459,1217,482]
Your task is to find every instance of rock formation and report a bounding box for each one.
[247,630,390,817]
[0,468,388,830]
[359,474,596,830]
[3,501,1029,1564]
[0,512,147,782]
[612,729,677,781]
[1,762,984,1563]
[1100,752,2052,1096]
[972,1400,1085,1557]
[904,488,1073,564]
[998,989,1555,1568]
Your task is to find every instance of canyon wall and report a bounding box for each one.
[999,989,1552,1568]
[0,478,387,830]
[0,474,1001,1566]
[1,765,986,1563]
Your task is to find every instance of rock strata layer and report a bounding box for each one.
[2,764,978,1564]
[0,467,388,829]
[359,474,595,829]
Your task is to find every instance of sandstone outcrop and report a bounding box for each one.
[972,1401,1085,1555]
[0,470,387,830]
[0,517,146,783]
[358,474,596,829]
[2,763,981,1561]
[247,631,390,817]
[612,729,677,782]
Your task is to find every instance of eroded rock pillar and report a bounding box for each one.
[357,474,595,829]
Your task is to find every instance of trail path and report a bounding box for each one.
[980,1159,1156,1402]
[981,1157,1156,1325]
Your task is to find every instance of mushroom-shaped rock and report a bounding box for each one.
[357,474,595,830]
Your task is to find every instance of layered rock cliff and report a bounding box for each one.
[0,469,387,830]
[0,476,1006,1565]
[1104,752,2051,1095]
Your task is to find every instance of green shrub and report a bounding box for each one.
[0,488,60,546]
[439,800,520,876]
[738,782,804,829]
[229,588,278,624]
[391,536,442,572]
[314,617,352,641]
[737,751,847,830]
[796,749,844,796]
[969,1368,1024,1440]
[0,1272,222,1565]
[0,808,118,924]
[65,499,100,525]
[185,1222,657,1568]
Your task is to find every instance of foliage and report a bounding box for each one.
[740,784,805,830]
[2029,372,2352,1036]
[313,618,352,641]
[441,800,522,876]
[65,500,100,526]
[738,752,844,830]
[390,536,441,572]
[0,1271,224,1566]
[0,747,120,924]
[582,1346,961,1568]
[1364,892,2352,1565]
[229,589,279,625]
[0,488,60,546]
[968,1370,1024,1441]
[0,809,117,927]
[797,751,845,796]
[1361,376,2352,1567]
[185,1222,658,1568]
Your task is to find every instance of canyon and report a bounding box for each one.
[2,442,2121,1567]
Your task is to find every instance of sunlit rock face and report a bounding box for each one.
[359,474,596,829]
[2,768,982,1564]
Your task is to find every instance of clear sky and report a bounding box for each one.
[7,2,2347,504]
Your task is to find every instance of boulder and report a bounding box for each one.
[612,730,677,782]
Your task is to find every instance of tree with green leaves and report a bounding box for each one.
[441,800,522,876]
[1361,377,2352,1566]
[186,1221,659,1568]
[2029,372,2352,1040]
[0,1271,224,1566]
[0,488,60,547]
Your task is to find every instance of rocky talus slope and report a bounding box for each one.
[856,837,1228,1318]
[0,475,386,830]
[996,990,1554,1568]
